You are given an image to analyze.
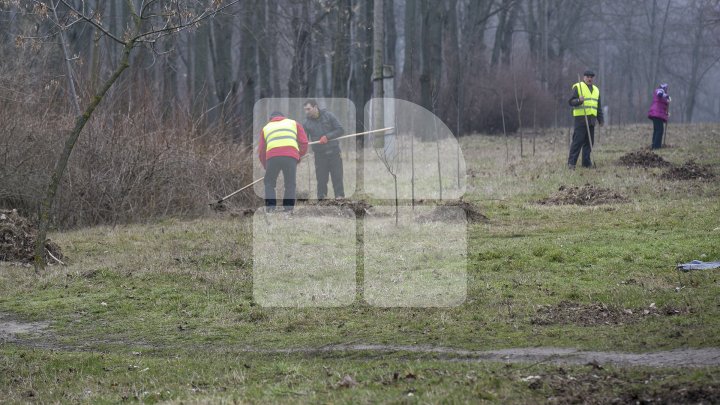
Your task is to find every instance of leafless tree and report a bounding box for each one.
[31,0,240,271]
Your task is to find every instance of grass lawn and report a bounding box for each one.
[1,123,719,403]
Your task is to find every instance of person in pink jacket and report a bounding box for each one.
[647,83,670,149]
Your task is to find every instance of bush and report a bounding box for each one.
[0,85,255,229]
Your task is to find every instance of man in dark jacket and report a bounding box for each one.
[303,99,345,199]
[568,70,604,169]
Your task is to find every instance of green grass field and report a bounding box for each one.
[1,123,719,403]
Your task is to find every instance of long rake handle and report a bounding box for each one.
[211,127,394,205]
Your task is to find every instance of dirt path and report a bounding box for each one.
[2,315,719,368]
[252,344,720,368]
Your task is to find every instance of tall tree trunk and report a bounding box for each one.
[257,0,273,98]
[448,0,461,185]
[351,0,373,194]
[447,0,460,135]
[400,0,418,98]
[419,0,444,116]
[240,2,258,141]
[499,1,518,66]
[491,0,517,67]
[685,13,704,123]
[268,0,281,96]
[490,4,508,67]
[373,0,384,149]
[288,0,311,97]
[211,8,234,107]
[193,22,211,115]
[163,44,179,120]
[384,0,396,66]
[331,0,352,97]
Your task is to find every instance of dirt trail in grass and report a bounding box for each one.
[251,344,720,368]
[3,314,719,368]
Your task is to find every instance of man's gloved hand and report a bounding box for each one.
[319,135,328,144]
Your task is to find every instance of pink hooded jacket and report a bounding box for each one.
[648,85,670,122]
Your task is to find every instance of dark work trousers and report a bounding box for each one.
[651,118,664,149]
[568,120,595,167]
[314,152,344,199]
[263,156,298,211]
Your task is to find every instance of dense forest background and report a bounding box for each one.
[1,0,719,227]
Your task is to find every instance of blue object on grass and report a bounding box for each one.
[677,260,720,271]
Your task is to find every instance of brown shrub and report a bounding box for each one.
[0,84,255,228]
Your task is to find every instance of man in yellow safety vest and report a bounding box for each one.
[568,70,604,169]
[257,112,309,212]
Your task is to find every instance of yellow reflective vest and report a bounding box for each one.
[263,118,299,152]
[572,82,599,117]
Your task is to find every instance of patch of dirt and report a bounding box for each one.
[538,184,629,206]
[531,301,688,327]
[661,160,715,181]
[303,199,373,217]
[0,313,50,344]
[618,150,672,168]
[415,200,489,223]
[0,209,63,264]
[291,204,357,219]
[228,208,256,218]
[535,368,720,404]
[616,384,720,405]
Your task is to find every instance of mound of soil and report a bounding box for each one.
[662,160,715,180]
[531,301,687,327]
[0,209,63,264]
[617,150,671,168]
[538,184,629,206]
[416,200,489,223]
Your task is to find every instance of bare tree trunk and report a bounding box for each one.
[268,0,281,96]
[35,39,136,271]
[257,0,273,98]
[289,1,311,98]
[373,0,385,123]
[211,7,234,107]
[447,0,461,186]
[240,2,257,140]
[400,0,418,95]
[532,105,536,156]
[501,92,508,162]
[352,0,373,195]
[193,22,211,115]
[513,69,524,157]
[684,4,712,123]
[419,0,444,121]
[384,0,396,66]
[491,0,518,67]
[331,0,352,97]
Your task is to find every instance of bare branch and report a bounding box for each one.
[133,0,241,43]
[58,0,127,45]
